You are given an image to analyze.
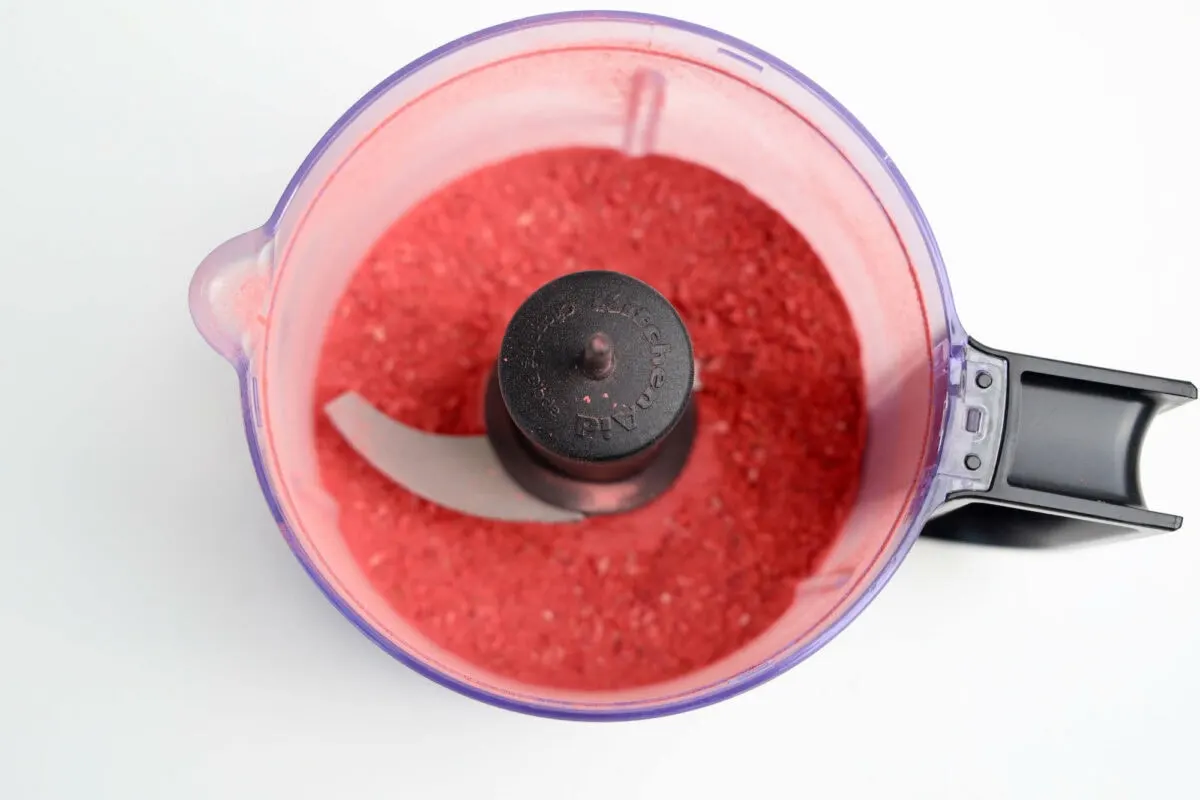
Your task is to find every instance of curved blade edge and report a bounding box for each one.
[324,392,584,524]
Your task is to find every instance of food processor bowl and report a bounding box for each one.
[189,11,1194,719]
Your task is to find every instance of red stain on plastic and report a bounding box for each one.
[314,148,866,691]
[230,273,269,332]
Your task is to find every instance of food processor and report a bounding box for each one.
[188,10,1197,719]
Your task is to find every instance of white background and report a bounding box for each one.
[2,0,1198,797]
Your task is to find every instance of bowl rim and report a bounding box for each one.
[247,9,962,721]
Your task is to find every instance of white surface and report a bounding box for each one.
[1,0,1198,797]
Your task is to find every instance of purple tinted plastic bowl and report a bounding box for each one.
[191,10,965,720]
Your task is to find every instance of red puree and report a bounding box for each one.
[314,148,866,691]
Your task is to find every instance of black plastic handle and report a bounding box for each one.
[923,339,1197,548]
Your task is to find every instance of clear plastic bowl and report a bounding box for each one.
[189,10,966,719]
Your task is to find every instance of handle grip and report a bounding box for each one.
[924,339,1196,547]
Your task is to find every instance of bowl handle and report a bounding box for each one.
[925,339,1196,547]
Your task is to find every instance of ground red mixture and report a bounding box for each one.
[313,147,866,691]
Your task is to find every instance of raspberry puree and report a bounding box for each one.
[313,147,866,691]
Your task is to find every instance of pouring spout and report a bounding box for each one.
[188,228,274,365]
